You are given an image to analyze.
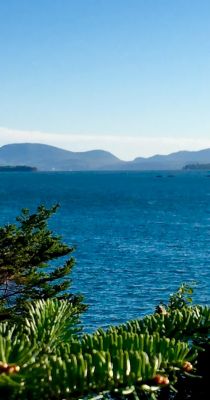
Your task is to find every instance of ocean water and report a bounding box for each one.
[0,171,209,331]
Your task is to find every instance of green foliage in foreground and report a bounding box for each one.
[0,297,209,400]
[0,204,86,320]
[0,204,208,399]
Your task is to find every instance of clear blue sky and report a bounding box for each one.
[0,0,210,159]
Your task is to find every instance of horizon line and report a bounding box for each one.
[1,126,210,161]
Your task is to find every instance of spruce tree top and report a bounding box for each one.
[0,204,86,319]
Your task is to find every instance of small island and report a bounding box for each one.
[0,165,37,172]
[183,163,210,170]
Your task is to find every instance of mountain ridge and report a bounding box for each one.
[0,143,122,171]
[0,143,210,171]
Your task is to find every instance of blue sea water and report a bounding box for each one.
[0,171,209,331]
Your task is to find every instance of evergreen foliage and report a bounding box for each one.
[0,204,86,320]
[0,296,209,399]
[0,205,209,399]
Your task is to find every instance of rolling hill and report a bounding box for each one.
[0,143,122,171]
[0,143,210,171]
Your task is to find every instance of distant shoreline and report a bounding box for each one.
[0,143,210,171]
[183,163,210,170]
[0,166,37,172]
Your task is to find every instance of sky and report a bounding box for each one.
[0,0,210,160]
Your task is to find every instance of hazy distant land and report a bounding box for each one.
[0,143,210,171]
[0,165,37,172]
[183,163,210,170]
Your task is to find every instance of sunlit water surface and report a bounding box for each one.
[0,171,209,331]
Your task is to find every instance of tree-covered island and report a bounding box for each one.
[183,163,210,170]
[0,165,37,172]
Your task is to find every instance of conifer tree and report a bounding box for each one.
[0,204,86,320]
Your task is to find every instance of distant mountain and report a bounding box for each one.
[0,143,210,171]
[0,143,122,171]
[128,148,210,170]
